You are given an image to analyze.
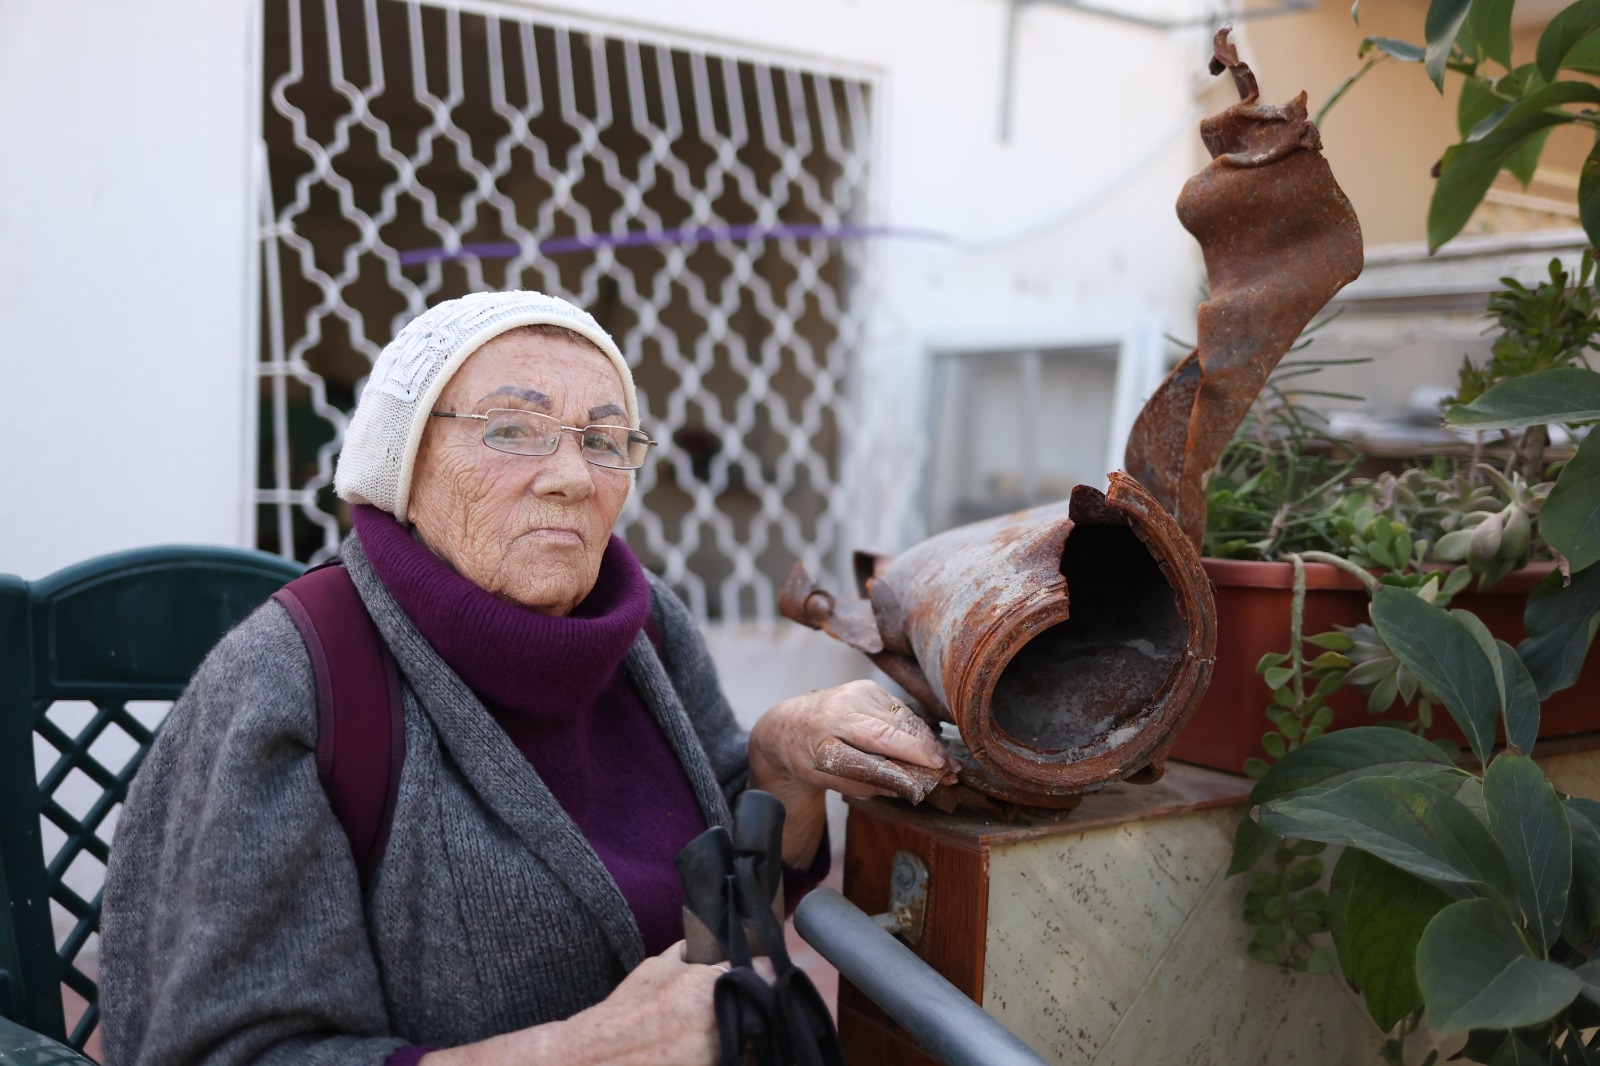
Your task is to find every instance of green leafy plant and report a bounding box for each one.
[1238,586,1600,1062]
[1450,370,1600,578]
[1224,361,1600,1063]
[1229,9,1600,1049]
[1454,257,1600,408]
[1453,256,1600,484]
[1202,317,1367,561]
[1241,836,1337,973]
[1236,555,1352,973]
[1344,0,1600,251]
[1234,458,1550,778]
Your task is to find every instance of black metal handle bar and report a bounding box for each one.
[793,888,1051,1066]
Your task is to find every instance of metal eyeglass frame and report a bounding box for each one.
[431,408,658,470]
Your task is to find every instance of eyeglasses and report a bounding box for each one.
[431,408,657,470]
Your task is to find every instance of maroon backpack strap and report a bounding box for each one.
[271,562,405,889]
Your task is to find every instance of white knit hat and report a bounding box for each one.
[334,290,638,520]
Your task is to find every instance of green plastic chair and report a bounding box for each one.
[0,547,303,1053]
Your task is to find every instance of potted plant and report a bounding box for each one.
[1210,0,1600,1054]
[1211,347,1600,1063]
[1173,256,1600,774]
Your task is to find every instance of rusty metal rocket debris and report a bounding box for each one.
[784,475,1216,809]
[1124,28,1365,551]
[783,29,1361,810]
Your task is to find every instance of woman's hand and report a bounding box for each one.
[554,941,720,1063]
[418,941,720,1065]
[748,680,956,866]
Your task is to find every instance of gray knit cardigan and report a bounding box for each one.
[99,534,748,1066]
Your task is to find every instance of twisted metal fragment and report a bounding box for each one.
[1123,26,1364,550]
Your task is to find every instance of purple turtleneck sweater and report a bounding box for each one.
[353,506,708,957]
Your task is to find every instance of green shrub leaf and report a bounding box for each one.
[1368,35,1427,60]
[1430,112,1575,250]
[1576,955,1600,1005]
[1539,0,1600,80]
[1519,564,1600,698]
[1454,607,1509,714]
[1259,777,1513,898]
[1461,74,1510,139]
[1417,898,1582,1034]
[1445,366,1600,429]
[1424,0,1475,88]
[1473,83,1600,142]
[1249,726,1460,805]
[1541,429,1600,572]
[1569,798,1600,835]
[1564,26,1600,74]
[1228,813,1278,876]
[1503,128,1553,189]
[1484,754,1572,953]
[1563,808,1600,944]
[1372,586,1501,764]
[1582,139,1600,249]
[1328,849,1451,1031]
[1488,1033,1557,1064]
[1497,640,1541,753]
[1454,775,1491,827]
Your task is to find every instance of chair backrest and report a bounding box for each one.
[0,546,303,1050]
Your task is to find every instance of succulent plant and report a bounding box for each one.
[1341,621,1427,722]
[1335,464,1551,590]
[1426,466,1550,588]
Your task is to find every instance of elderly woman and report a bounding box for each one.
[100,291,953,1066]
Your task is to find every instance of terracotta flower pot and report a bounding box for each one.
[1168,558,1600,774]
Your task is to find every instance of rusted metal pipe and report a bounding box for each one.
[784,475,1216,806]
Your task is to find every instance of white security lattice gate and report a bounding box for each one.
[258,0,876,621]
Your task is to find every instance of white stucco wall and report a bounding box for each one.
[0,0,260,579]
[583,0,1214,549]
[1,0,1212,580]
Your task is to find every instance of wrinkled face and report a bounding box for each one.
[407,330,632,616]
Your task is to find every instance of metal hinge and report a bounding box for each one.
[870,851,929,945]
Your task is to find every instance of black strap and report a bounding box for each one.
[681,799,844,1066]
[775,967,843,1066]
[715,967,784,1066]
[735,859,791,971]
[734,856,843,1066]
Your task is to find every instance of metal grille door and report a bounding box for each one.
[259,0,873,621]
